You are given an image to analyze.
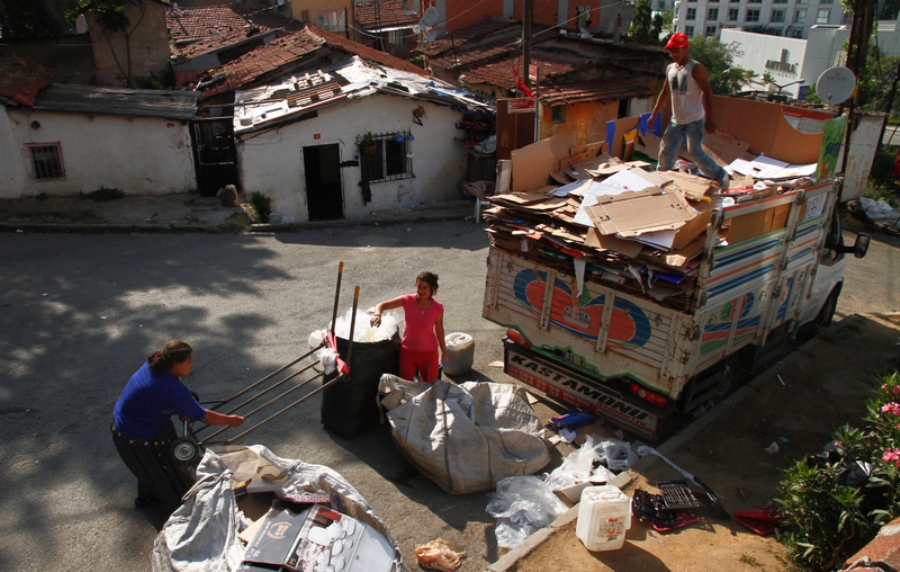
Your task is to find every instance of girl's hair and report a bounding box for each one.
[416,271,439,295]
[147,340,192,373]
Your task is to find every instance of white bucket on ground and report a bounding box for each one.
[575,485,632,551]
[443,332,474,376]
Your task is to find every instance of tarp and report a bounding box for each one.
[379,376,550,495]
[152,444,405,572]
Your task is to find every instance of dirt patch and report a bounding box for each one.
[509,313,900,572]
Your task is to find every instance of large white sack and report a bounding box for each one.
[383,378,550,495]
[152,444,405,572]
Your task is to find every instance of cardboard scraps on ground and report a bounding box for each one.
[550,170,571,184]
[493,191,556,205]
[511,132,576,191]
[587,188,697,238]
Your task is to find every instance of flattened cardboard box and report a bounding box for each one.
[586,189,696,238]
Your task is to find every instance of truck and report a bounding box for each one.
[482,96,871,442]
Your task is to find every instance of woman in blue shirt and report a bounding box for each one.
[111,341,245,508]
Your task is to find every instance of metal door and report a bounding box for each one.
[304,143,343,221]
[190,117,239,197]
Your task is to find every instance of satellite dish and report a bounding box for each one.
[424,28,437,43]
[816,66,857,105]
[423,6,438,26]
[418,20,428,32]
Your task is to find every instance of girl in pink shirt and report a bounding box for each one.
[370,271,448,382]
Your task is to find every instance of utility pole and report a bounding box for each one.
[523,0,533,92]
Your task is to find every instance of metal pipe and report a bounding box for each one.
[222,361,319,415]
[331,261,344,334]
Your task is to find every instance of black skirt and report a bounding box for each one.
[110,418,196,507]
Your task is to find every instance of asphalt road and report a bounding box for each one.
[0,221,897,572]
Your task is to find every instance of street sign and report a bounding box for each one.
[508,98,536,113]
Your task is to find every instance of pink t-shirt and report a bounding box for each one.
[401,294,443,352]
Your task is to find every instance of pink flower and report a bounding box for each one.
[882,402,900,415]
[893,386,900,395]
[883,448,900,463]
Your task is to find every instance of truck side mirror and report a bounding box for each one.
[841,233,870,258]
[853,233,870,258]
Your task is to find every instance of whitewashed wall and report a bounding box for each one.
[0,108,196,198]
[237,93,468,222]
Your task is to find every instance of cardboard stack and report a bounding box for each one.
[484,130,820,313]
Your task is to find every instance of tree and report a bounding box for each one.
[628,0,656,42]
[689,35,756,94]
[0,0,76,39]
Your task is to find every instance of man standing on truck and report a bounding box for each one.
[649,33,730,190]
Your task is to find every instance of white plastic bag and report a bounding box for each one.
[486,476,567,549]
[329,308,402,343]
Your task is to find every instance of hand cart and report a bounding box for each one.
[170,261,360,464]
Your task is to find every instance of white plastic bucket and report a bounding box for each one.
[443,332,474,376]
[575,485,632,551]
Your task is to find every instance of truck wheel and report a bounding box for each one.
[814,289,839,331]
[713,354,745,403]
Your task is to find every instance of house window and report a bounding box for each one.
[816,8,830,22]
[359,131,414,183]
[687,7,696,19]
[707,7,718,19]
[389,30,405,46]
[316,10,346,32]
[747,0,761,4]
[29,144,65,180]
[685,25,695,36]
[841,11,851,23]
[728,7,739,20]
[551,105,566,124]
[788,26,804,37]
[771,9,785,22]
[706,24,717,34]
[794,8,806,22]
[746,8,760,21]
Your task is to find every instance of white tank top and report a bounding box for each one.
[668,60,705,125]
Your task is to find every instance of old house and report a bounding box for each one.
[0,54,198,199]
[196,25,491,222]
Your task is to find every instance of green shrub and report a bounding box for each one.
[249,191,272,223]
[776,372,900,571]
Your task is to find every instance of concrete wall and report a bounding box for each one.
[722,28,809,97]
[87,0,171,87]
[236,94,467,221]
[539,97,654,144]
[673,0,847,38]
[0,108,196,198]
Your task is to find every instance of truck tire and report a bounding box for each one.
[814,288,840,331]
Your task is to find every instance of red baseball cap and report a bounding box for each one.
[665,33,689,50]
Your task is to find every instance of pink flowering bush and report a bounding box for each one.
[778,371,900,571]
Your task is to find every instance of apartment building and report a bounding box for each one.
[672,0,849,39]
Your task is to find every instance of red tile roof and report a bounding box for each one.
[459,50,592,90]
[355,0,420,28]
[0,53,55,108]
[167,4,304,60]
[199,28,325,98]
[538,77,653,105]
[415,16,518,57]
[197,24,430,99]
[310,25,429,76]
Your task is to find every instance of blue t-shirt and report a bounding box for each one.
[113,362,206,439]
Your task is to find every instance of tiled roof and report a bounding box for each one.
[459,50,592,90]
[0,53,55,108]
[311,25,429,76]
[538,77,653,105]
[197,24,429,99]
[355,0,420,29]
[198,28,325,98]
[428,38,517,71]
[415,17,519,57]
[167,4,304,60]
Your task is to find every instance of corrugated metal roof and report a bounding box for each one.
[415,17,520,57]
[33,85,199,120]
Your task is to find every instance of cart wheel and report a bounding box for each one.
[171,437,201,463]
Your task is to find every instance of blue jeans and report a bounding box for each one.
[657,118,727,183]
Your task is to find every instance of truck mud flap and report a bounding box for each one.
[504,340,669,442]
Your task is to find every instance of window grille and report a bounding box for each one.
[359,131,414,183]
[29,144,65,180]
